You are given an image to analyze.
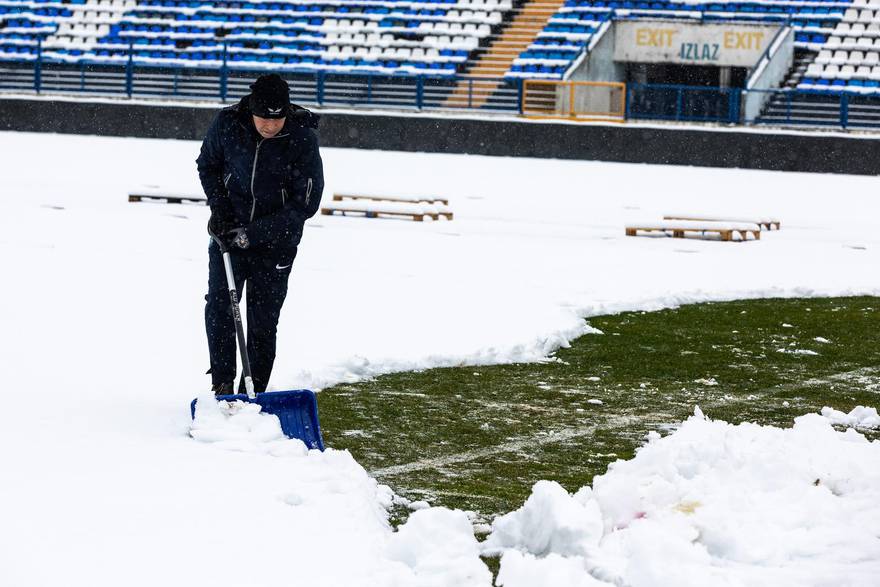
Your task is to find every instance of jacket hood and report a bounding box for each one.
[234,95,320,132]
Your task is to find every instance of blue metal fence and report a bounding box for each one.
[3,46,880,129]
[741,88,880,129]
[626,83,742,124]
[0,41,524,112]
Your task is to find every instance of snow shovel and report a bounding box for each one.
[190,225,325,451]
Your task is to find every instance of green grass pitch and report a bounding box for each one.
[318,297,880,527]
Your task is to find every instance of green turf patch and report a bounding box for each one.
[318,297,880,526]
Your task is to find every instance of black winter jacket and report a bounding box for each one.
[196,95,324,257]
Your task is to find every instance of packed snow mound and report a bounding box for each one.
[496,551,610,587]
[821,405,880,430]
[190,393,308,456]
[483,480,603,558]
[387,507,492,587]
[489,408,880,587]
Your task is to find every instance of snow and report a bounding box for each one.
[664,213,780,224]
[821,405,880,430]
[1,130,880,586]
[487,409,880,586]
[190,393,308,455]
[626,219,762,232]
[777,348,820,356]
[387,508,493,587]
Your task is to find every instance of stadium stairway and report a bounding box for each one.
[782,51,819,90]
[444,0,564,107]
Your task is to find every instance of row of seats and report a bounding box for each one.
[132,0,511,7]
[563,0,849,14]
[807,63,880,77]
[795,33,830,44]
[834,21,880,35]
[816,48,880,64]
[126,7,504,23]
[842,8,880,21]
[506,63,568,77]
[825,34,880,48]
[27,46,464,73]
[798,77,880,92]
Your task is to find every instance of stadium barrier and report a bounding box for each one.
[1,42,879,128]
[626,84,742,125]
[0,41,524,114]
[521,80,626,123]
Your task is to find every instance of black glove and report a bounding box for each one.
[208,200,235,239]
[226,227,250,250]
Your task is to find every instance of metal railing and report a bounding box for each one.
[742,88,880,129]
[3,46,880,129]
[626,83,742,124]
[0,43,524,113]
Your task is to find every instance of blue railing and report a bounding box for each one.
[625,83,880,128]
[0,41,524,112]
[627,83,742,124]
[2,45,880,128]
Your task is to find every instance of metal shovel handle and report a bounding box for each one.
[208,221,256,399]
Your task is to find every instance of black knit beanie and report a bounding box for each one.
[249,74,290,119]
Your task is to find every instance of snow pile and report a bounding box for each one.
[488,408,880,586]
[484,481,602,558]
[821,405,880,430]
[190,393,309,456]
[387,508,492,587]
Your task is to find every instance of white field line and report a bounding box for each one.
[370,367,879,478]
[371,415,642,477]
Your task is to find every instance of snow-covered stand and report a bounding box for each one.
[0,0,514,77]
[190,390,326,450]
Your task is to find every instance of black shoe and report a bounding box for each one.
[212,382,234,397]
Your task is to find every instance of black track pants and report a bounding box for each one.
[205,242,295,392]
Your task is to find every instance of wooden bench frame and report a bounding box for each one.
[321,207,453,222]
[626,226,761,242]
[333,193,449,206]
[663,215,780,230]
[129,194,207,205]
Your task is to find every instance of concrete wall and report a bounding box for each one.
[743,27,795,122]
[567,23,626,84]
[1,97,878,175]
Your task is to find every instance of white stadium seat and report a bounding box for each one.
[822,64,840,78]
[806,63,823,76]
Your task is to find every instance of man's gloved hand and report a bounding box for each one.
[208,200,235,238]
[226,227,250,250]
